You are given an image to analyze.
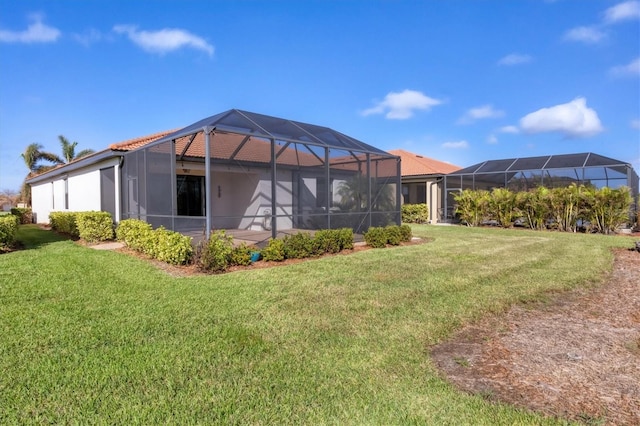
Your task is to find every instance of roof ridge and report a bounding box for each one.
[109,129,179,150]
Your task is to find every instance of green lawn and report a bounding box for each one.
[0,224,632,424]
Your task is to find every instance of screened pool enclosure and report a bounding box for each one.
[119,109,401,239]
[442,152,639,221]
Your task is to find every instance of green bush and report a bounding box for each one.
[338,228,354,250]
[197,230,234,272]
[401,203,429,224]
[364,226,387,248]
[313,229,341,254]
[0,214,19,249]
[76,211,114,243]
[116,219,192,265]
[230,243,253,266]
[454,189,489,227]
[283,232,315,259]
[150,227,193,265]
[10,207,32,224]
[49,212,79,237]
[399,224,412,242]
[262,238,285,262]
[116,219,153,252]
[384,225,402,246]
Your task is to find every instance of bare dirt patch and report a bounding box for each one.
[431,248,640,425]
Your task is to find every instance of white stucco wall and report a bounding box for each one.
[209,168,293,231]
[29,158,119,224]
[68,169,101,212]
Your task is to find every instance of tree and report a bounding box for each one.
[21,143,63,175]
[58,135,95,163]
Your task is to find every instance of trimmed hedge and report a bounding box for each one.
[148,227,193,265]
[283,232,315,259]
[401,203,429,224]
[364,224,411,248]
[116,219,153,252]
[262,238,285,262]
[76,211,114,243]
[10,207,32,224]
[116,219,192,265]
[0,214,19,249]
[364,226,387,248]
[49,212,79,237]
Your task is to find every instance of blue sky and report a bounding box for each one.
[1,0,639,192]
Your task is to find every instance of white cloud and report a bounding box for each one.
[72,29,103,47]
[487,134,498,144]
[563,26,607,43]
[457,104,505,124]
[113,25,214,56]
[498,53,533,66]
[604,1,640,23]
[610,57,640,76]
[0,14,60,43]
[442,140,469,149]
[499,125,520,134]
[361,89,442,119]
[519,97,603,138]
[631,119,640,129]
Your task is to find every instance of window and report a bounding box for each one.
[64,178,69,210]
[177,175,205,216]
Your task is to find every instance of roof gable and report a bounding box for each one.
[388,149,461,176]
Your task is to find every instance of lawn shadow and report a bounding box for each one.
[14,224,74,250]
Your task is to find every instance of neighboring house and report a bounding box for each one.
[443,152,640,221]
[27,109,401,238]
[388,149,461,223]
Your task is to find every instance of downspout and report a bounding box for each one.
[366,154,371,229]
[396,157,401,225]
[271,138,277,240]
[204,126,215,238]
[114,155,123,223]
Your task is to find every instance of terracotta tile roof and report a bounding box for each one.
[107,128,399,175]
[388,149,461,176]
[109,129,179,151]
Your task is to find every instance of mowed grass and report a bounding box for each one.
[0,225,633,424]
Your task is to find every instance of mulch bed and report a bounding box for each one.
[431,248,640,425]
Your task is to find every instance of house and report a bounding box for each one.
[27,109,402,238]
[388,149,461,223]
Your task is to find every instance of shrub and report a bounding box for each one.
[283,232,315,259]
[76,211,114,243]
[399,224,412,242]
[49,212,79,237]
[116,219,153,252]
[338,228,354,250]
[150,227,193,265]
[586,186,633,234]
[454,189,489,227]
[230,243,253,266]
[197,230,233,272]
[487,188,517,228]
[10,207,32,224]
[261,238,285,262]
[0,214,19,249]
[384,225,402,246]
[364,226,387,248]
[313,229,341,254]
[401,203,429,224]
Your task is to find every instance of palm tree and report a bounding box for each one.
[21,143,63,174]
[20,143,64,205]
[58,135,95,163]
